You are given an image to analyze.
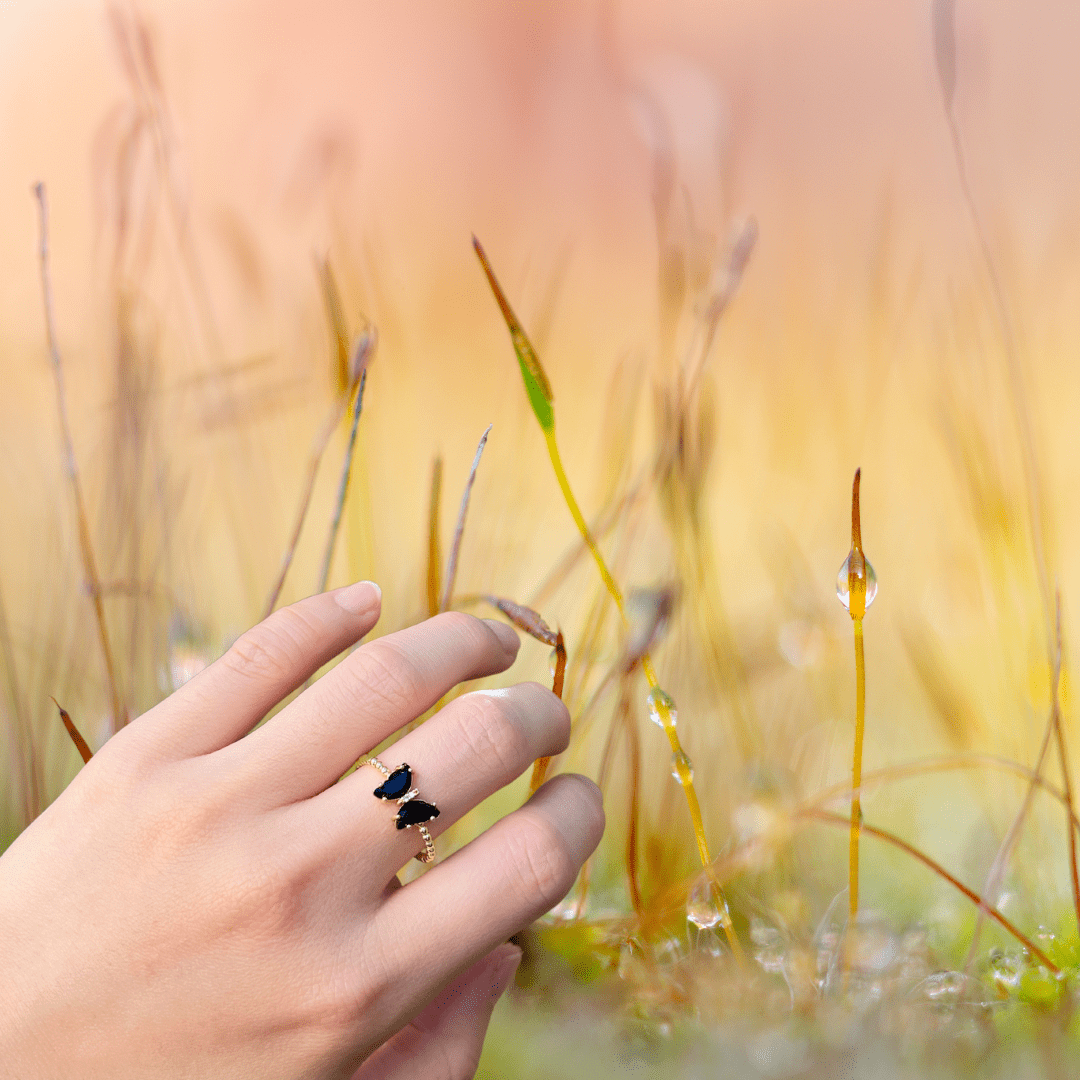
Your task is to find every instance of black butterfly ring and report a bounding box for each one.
[360,758,439,864]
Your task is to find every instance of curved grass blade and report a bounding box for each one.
[472,237,553,432]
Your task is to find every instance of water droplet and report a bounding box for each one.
[686,876,726,929]
[988,948,1022,994]
[750,917,786,975]
[670,749,693,783]
[836,551,878,612]
[646,687,677,730]
[548,648,559,678]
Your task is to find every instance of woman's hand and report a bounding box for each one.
[0,581,604,1079]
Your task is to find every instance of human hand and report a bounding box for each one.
[0,581,604,1079]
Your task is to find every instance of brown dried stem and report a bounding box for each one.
[440,425,492,612]
[317,370,367,593]
[33,182,125,732]
[262,400,345,618]
[51,697,93,764]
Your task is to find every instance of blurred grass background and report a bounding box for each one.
[3,0,1080,1074]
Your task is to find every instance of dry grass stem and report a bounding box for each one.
[262,400,345,618]
[439,424,492,613]
[33,182,126,732]
[317,368,368,593]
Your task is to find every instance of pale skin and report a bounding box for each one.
[0,581,604,1079]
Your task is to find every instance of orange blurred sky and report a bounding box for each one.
[3,0,1079,349]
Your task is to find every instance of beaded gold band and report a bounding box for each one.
[360,757,439,864]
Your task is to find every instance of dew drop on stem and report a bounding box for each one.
[686,876,726,930]
[671,749,694,783]
[647,687,677,730]
[836,553,878,611]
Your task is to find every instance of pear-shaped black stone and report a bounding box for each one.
[396,800,439,829]
[373,765,412,800]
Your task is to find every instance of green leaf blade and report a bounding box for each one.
[473,236,555,433]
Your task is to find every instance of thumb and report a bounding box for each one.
[352,943,521,1080]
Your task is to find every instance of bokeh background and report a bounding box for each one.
[3,0,1080,1074]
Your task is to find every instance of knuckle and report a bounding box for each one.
[352,640,423,712]
[455,695,529,776]
[225,626,295,685]
[508,813,577,910]
[224,605,322,685]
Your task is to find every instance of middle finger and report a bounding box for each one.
[225,612,520,804]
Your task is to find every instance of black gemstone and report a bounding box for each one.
[373,764,412,801]
[396,800,440,829]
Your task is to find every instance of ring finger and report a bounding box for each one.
[301,680,570,881]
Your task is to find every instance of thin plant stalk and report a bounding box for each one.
[33,182,125,732]
[427,456,443,617]
[474,237,742,961]
[440,425,492,613]
[621,686,644,917]
[265,326,374,618]
[263,400,345,618]
[317,370,367,594]
[1048,593,1080,931]
[965,594,1071,968]
[842,468,871,919]
[529,631,565,792]
[480,597,565,791]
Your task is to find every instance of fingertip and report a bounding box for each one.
[526,772,606,861]
[334,580,382,617]
[481,618,520,659]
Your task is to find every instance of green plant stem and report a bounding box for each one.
[542,426,744,962]
[849,618,865,919]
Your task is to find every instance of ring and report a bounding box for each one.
[360,758,439,864]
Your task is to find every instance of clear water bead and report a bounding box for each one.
[646,687,678,730]
[686,876,726,929]
[836,552,878,611]
[548,648,560,678]
[670,750,694,783]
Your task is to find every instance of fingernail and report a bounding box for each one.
[482,618,520,655]
[334,580,382,615]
